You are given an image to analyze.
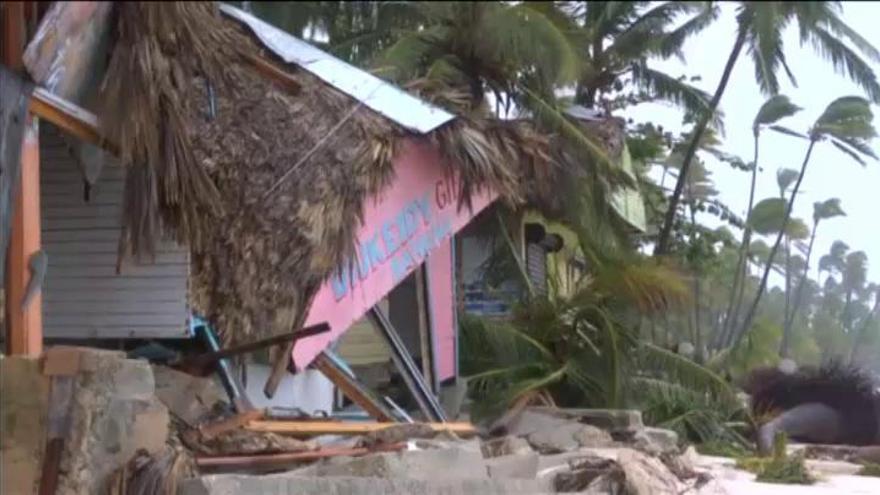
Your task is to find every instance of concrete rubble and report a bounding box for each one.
[7,346,805,495]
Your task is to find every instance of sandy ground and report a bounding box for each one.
[696,454,880,494]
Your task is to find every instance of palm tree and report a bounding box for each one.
[782,198,846,356]
[841,250,869,333]
[655,2,880,256]
[819,240,850,284]
[848,283,880,364]
[734,96,877,348]
[774,168,802,339]
[379,2,580,108]
[720,96,801,347]
[721,196,807,348]
[563,2,718,117]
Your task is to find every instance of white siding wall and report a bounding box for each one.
[40,127,190,339]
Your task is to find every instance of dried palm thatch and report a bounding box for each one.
[96,2,592,346]
[99,2,252,261]
[106,445,195,495]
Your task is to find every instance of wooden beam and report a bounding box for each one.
[195,442,405,470]
[246,420,476,437]
[175,322,330,375]
[4,1,43,356]
[28,87,114,154]
[197,408,265,441]
[312,352,395,422]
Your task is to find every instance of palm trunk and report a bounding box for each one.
[734,140,817,348]
[655,28,748,256]
[779,236,793,357]
[784,237,792,325]
[718,134,760,349]
[689,203,704,362]
[782,221,819,356]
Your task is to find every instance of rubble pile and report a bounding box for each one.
[2,347,729,494]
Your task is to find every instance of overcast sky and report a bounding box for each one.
[623,2,880,284]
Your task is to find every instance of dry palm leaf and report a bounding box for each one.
[99,2,252,262]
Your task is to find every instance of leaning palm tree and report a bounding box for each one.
[720,196,808,349]
[378,2,580,108]
[655,2,880,256]
[721,96,802,346]
[562,1,718,118]
[734,96,877,347]
[848,283,880,364]
[782,198,846,356]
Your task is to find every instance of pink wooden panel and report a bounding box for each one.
[292,137,496,370]
[426,239,456,381]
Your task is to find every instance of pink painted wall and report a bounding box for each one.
[292,137,496,371]
[426,239,456,381]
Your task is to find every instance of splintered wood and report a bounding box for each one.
[245,420,477,437]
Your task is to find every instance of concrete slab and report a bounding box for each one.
[179,475,551,495]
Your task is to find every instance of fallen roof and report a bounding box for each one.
[219,4,455,134]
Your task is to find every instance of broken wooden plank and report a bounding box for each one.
[38,375,75,495]
[28,87,115,154]
[176,322,330,375]
[245,420,476,437]
[195,442,406,469]
[197,409,266,441]
[312,351,395,422]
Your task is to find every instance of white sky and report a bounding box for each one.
[623,2,880,284]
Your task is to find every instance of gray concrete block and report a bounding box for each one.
[292,446,489,480]
[481,436,533,458]
[179,475,550,495]
[485,453,539,479]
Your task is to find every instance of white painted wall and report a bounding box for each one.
[241,364,335,414]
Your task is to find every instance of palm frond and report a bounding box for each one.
[818,11,880,63]
[521,87,619,179]
[813,198,845,222]
[754,95,802,130]
[808,27,880,103]
[768,125,808,140]
[631,63,721,131]
[378,26,446,82]
[776,168,799,194]
[749,197,787,235]
[638,343,741,408]
[746,2,791,95]
[657,3,720,60]
[480,3,581,86]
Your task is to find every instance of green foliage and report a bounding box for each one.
[735,433,814,485]
[748,198,787,235]
[754,95,802,133]
[857,463,880,477]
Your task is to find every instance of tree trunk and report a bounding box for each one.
[719,134,760,349]
[734,140,817,348]
[782,221,819,356]
[654,28,748,256]
[779,236,793,357]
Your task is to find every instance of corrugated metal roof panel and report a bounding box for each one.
[220,4,455,134]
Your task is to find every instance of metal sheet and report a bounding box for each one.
[219,4,455,134]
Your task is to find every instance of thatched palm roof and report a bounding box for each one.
[93,2,575,345]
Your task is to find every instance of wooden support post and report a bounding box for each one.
[4,0,43,356]
[414,266,435,392]
[312,351,395,422]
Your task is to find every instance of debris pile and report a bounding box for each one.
[3,346,731,494]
